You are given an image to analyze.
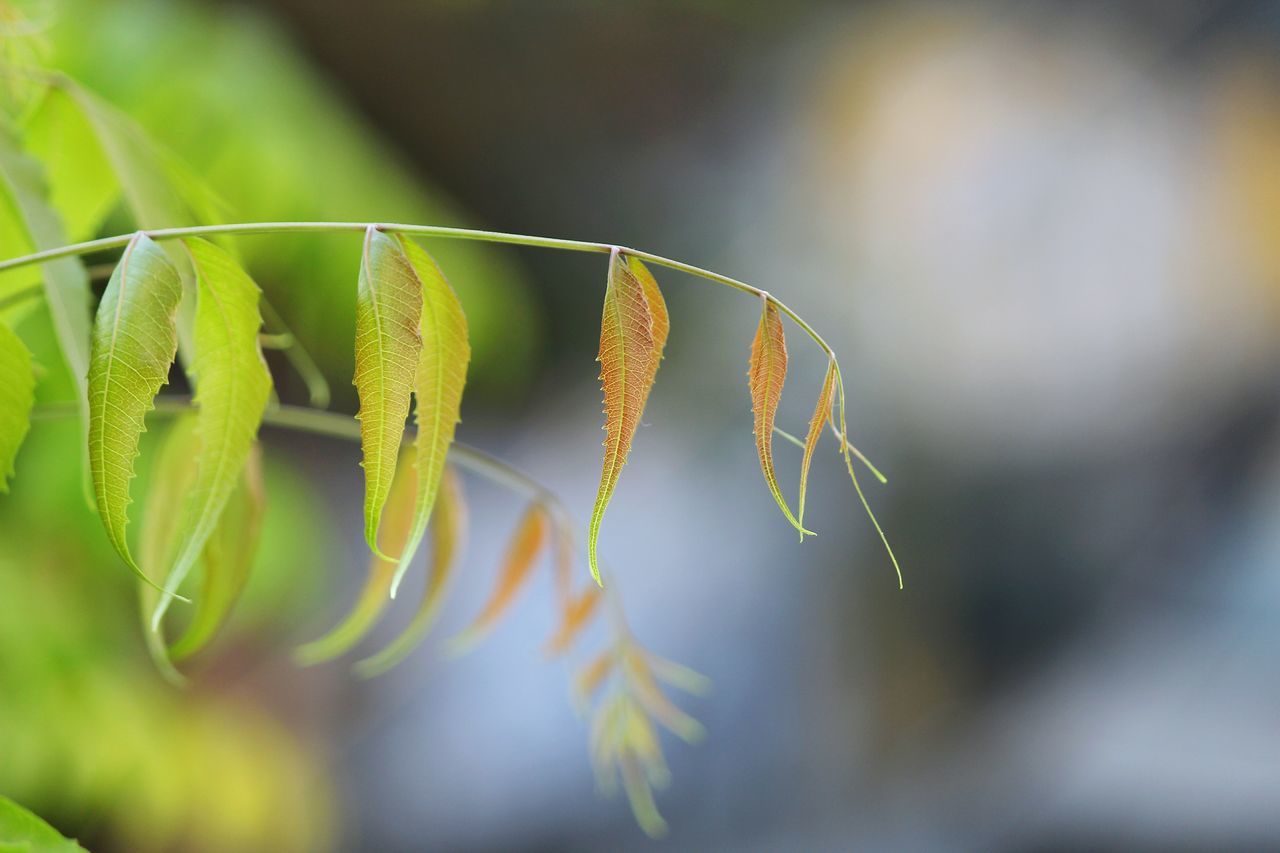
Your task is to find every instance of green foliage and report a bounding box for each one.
[0,317,34,492]
[87,233,182,585]
[0,794,83,852]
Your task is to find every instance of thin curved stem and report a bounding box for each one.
[0,222,835,358]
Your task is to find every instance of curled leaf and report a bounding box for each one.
[748,296,809,537]
[151,238,272,630]
[354,226,423,559]
[88,232,182,588]
[0,321,34,492]
[390,236,470,598]
[295,447,419,666]
[589,250,667,584]
[355,465,467,678]
[797,358,837,532]
[543,585,603,657]
[446,502,549,655]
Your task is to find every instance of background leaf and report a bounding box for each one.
[748,297,808,537]
[0,321,34,493]
[87,232,181,580]
[390,236,470,597]
[150,237,271,630]
[0,794,84,852]
[588,250,665,584]
[354,227,423,559]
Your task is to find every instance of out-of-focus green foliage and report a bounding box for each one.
[42,0,541,401]
[0,417,338,852]
[0,794,84,851]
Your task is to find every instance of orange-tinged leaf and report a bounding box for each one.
[575,650,616,703]
[588,250,666,584]
[797,358,837,532]
[551,517,575,605]
[446,502,549,654]
[295,447,419,666]
[748,296,809,537]
[354,226,423,560]
[543,585,604,656]
[355,465,468,678]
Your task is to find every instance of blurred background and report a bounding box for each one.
[4,0,1280,849]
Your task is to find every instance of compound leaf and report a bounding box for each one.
[88,232,182,585]
[0,321,34,492]
[748,296,808,537]
[150,238,272,630]
[354,226,423,559]
[447,502,549,655]
[355,464,467,678]
[390,236,469,598]
[588,251,666,584]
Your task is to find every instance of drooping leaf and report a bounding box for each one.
[797,358,837,532]
[0,321,34,492]
[88,232,182,585]
[574,650,616,705]
[0,794,85,852]
[295,446,421,666]
[446,502,549,655]
[390,236,470,598]
[0,120,92,494]
[544,586,603,656]
[355,465,467,678]
[23,86,120,241]
[150,238,272,630]
[354,226,423,559]
[748,296,809,537]
[643,651,712,696]
[588,250,666,584]
[169,442,266,662]
[625,649,705,743]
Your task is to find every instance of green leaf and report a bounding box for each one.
[150,238,271,630]
[0,321,34,492]
[88,232,182,586]
[390,236,469,597]
[589,251,667,585]
[354,226,423,559]
[0,794,84,852]
[168,441,266,662]
[0,121,93,495]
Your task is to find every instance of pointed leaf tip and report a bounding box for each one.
[748,296,809,536]
[797,359,838,535]
[588,251,667,583]
[354,227,423,562]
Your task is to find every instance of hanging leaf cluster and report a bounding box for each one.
[0,61,900,837]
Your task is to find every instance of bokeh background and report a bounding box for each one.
[5,0,1280,849]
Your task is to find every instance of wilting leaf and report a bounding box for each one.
[748,296,809,537]
[0,321,34,492]
[0,794,85,852]
[150,239,271,629]
[355,465,467,678]
[447,502,549,655]
[0,121,93,492]
[797,358,837,532]
[88,233,182,585]
[23,86,120,241]
[354,226,423,559]
[169,443,266,662]
[390,236,470,598]
[544,586,603,656]
[295,447,419,666]
[589,250,666,584]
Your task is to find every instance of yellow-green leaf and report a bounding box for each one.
[390,236,469,598]
[23,86,120,241]
[354,464,467,678]
[0,321,34,492]
[169,442,266,662]
[446,502,549,655]
[150,238,272,630]
[588,250,666,584]
[748,296,809,537]
[797,358,837,533]
[295,446,420,666]
[354,226,423,559]
[88,232,182,585]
